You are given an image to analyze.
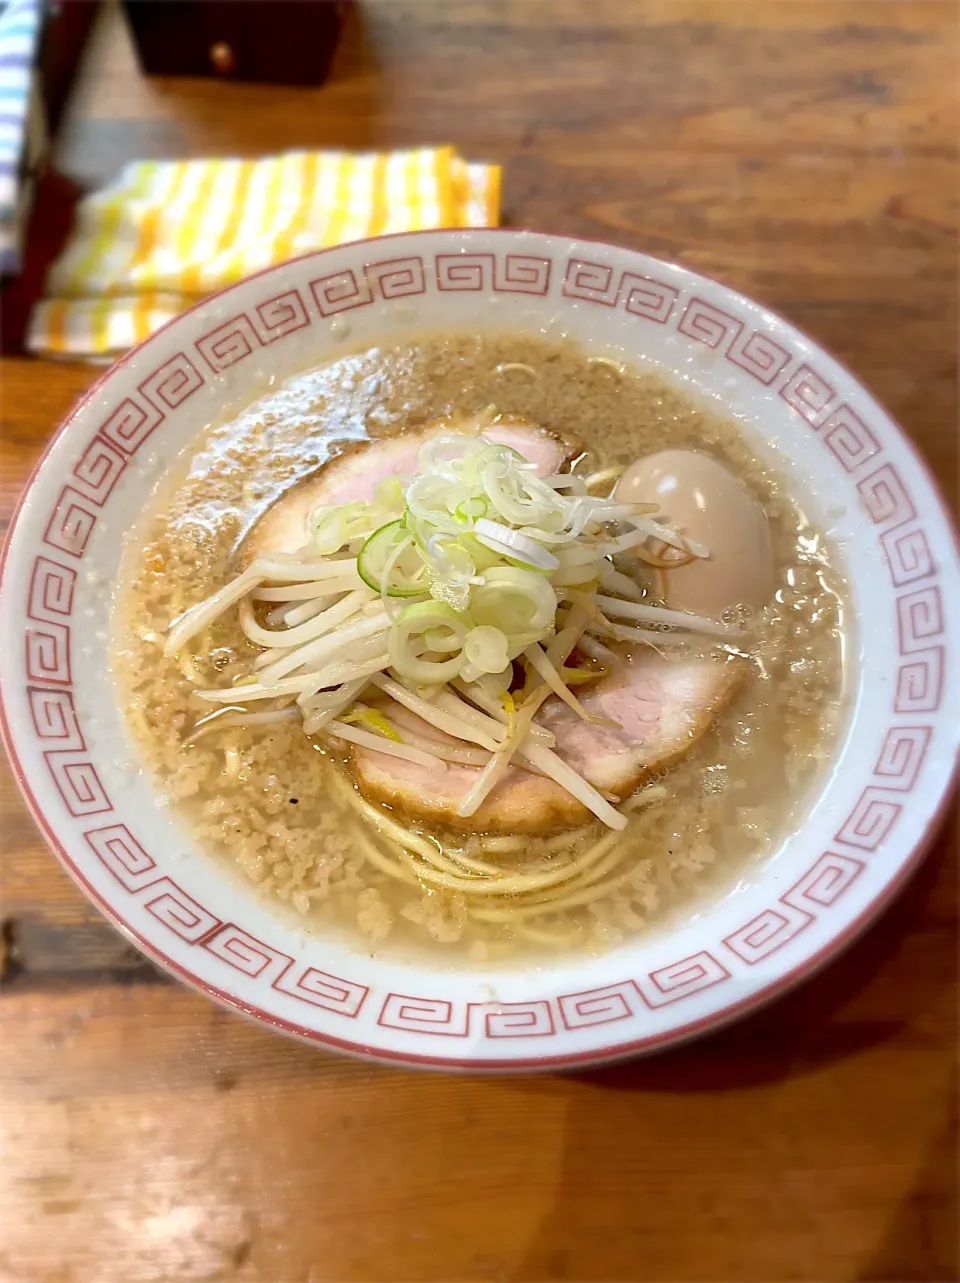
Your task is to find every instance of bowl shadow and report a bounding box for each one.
[506,813,957,1282]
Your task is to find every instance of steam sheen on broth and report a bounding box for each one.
[113,333,846,962]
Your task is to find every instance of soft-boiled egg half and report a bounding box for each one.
[616,449,774,618]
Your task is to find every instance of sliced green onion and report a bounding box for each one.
[474,518,559,571]
[388,601,469,684]
[372,477,406,514]
[405,475,463,534]
[464,625,510,675]
[309,501,375,555]
[357,519,429,597]
[471,566,557,636]
[455,496,489,522]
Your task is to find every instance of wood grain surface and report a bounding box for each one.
[1,3,957,1280]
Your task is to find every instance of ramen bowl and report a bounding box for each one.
[2,229,958,1069]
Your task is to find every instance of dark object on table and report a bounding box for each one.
[40,0,101,133]
[0,0,97,344]
[122,0,347,85]
[0,0,97,284]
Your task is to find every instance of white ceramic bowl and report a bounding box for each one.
[2,229,958,1069]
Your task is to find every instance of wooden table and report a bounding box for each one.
[1,3,956,1279]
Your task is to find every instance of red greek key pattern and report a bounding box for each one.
[836,788,902,852]
[367,255,426,300]
[45,753,112,817]
[720,851,865,964]
[881,524,936,587]
[138,352,204,415]
[99,397,161,455]
[43,487,97,559]
[254,289,309,341]
[723,905,812,964]
[28,557,76,620]
[820,404,880,473]
[84,823,160,892]
[677,298,743,351]
[71,436,127,504]
[310,267,371,316]
[435,252,552,295]
[562,258,619,306]
[26,562,75,683]
[144,881,221,943]
[895,649,944,713]
[203,924,292,981]
[621,272,677,323]
[873,725,932,790]
[558,982,641,1029]
[727,330,792,385]
[779,364,837,425]
[195,314,260,372]
[472,1001,556,1038]
[897,586,945,653]
[273,965,369,1018]
[25,622,71,685]
[641,951,731,1003]
[561,258,677,321]
[312,256,428,316]
[858,462,916,528]
[194,294,310,368]
[28,687,83,748]
[500,253,553,295]
[784,851,865,909]
[378,994,469,1036]
[435,252,490,291]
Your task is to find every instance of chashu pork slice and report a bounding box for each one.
[351,652,747,833]
[241,417,576,562]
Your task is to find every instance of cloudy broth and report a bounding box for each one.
[114,332,846,962]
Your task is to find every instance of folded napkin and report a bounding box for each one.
[27,145,501,361]
[0,0,44,277]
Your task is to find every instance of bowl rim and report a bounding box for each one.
[2,226,957,1070]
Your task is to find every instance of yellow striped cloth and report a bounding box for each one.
[27,146,501,361]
